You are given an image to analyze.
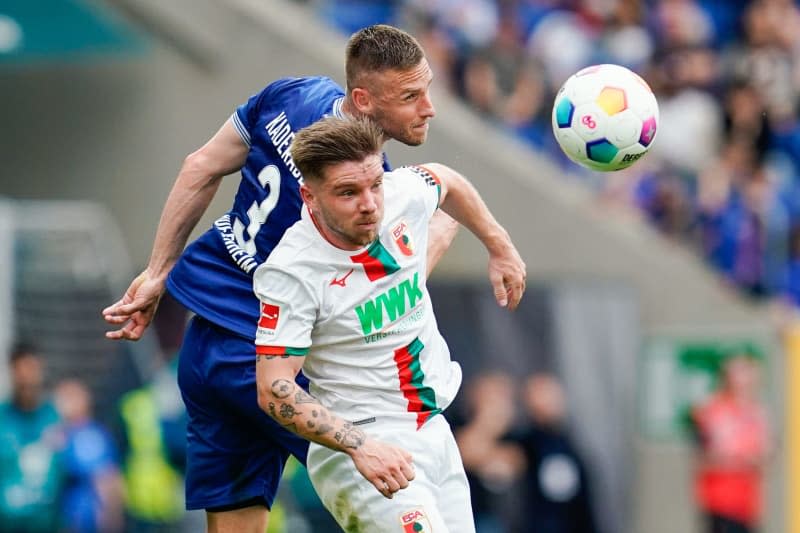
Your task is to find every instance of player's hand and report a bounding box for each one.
[348,437,415,499]
[102,270,164,341]
[488,242,526,311]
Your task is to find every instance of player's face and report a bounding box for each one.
[365,59,435,146]
[303,154,385,250]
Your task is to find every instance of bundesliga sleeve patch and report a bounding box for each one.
[258,302,280,330]
[400,508,432,532]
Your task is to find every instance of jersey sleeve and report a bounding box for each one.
[230,78,296,147]
[398,165,442,219]
[253,265,316,356]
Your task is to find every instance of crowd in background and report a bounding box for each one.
[0,337,602,533]
[306,0,800,310]
[2,2,783,532]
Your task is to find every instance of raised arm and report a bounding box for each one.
[425,211,459,277]
[103,120,249,340]
[427,163,526,310]
[255,354,415,499]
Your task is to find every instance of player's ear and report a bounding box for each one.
[351,87,373,114]
[300,183,316,208]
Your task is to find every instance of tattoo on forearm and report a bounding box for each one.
[257,354,290,362]
[271,379,294,399]
[295,389,317,404]
[279,403,299,419]
[316,423,334,436]
[261,381,362,450]
[334,423,366,449]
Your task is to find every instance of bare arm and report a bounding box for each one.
[103,121,248,340]
[426,163,526,310]
[255,354,415,498]
[425,211,459,277]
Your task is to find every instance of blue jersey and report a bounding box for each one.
[167,77,350,339]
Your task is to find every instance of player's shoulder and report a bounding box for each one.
[384,165,438,194]
[396,164,440,185]
[262,76,343,103]
[266,219,323,269]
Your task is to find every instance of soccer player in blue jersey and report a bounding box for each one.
[103,24,524,532]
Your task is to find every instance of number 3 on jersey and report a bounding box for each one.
[233,165,281,256]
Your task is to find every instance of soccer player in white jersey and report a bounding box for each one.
[253,117,526,532]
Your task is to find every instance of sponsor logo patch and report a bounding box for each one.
[400,508,432,532]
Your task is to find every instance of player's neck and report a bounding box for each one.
[340,97,357,119]
[307,206,365,252]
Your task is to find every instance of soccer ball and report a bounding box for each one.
[551,64,659,172]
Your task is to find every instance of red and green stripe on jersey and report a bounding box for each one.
[255,345,309,356]
[350,239,400,282]
[393,337,441,429]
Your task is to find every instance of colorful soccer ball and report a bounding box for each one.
[551,64,659,172]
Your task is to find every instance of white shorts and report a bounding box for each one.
[307,414,475,532]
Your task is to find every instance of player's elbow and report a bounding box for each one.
[181,147,234,184]
[256,381,276,418]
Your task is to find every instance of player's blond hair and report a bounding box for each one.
[345,24,424,93]
[291,117,383,183]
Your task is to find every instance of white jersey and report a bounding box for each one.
[253,165,462,429]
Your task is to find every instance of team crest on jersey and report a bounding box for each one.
[400,508,432,532]
[391,220,414,257]
[258,303,280,333]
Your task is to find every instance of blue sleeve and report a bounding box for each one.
[232,78,297,147]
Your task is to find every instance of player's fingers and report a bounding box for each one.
[103,314,130,325]
[120,320,146,341]
[375,480,393,499]
[490,273,508,308]
[400,463,416,488]
[105,329,125,340]
[111,301,150,317]
[385,476,402,492]
[507,281,525,311]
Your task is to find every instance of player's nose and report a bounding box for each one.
[419,92,435,118]
[358,191,379,212]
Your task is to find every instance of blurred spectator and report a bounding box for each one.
[54,379,125,533]
[510,373,602,533]
[453,371,525,533]
[117,292,201,532]
[118,355,185,532]
[0,343,63,533]
[690,352,772,533]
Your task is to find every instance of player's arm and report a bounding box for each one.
[253,267,415,498]
[426,211,459,277]
[426,163,527,310]
[255,353,415,499]
[103,120,248,340]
